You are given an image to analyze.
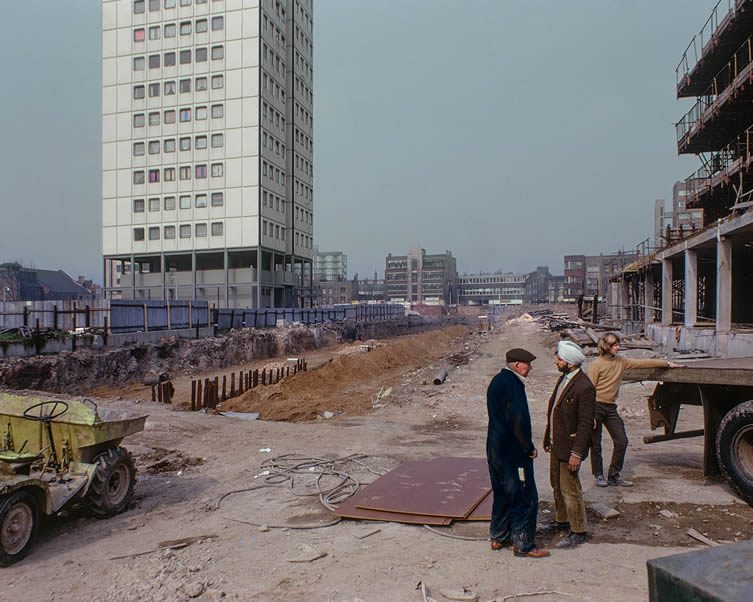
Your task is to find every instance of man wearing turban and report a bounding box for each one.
[542,340,595,549]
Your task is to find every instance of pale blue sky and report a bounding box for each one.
[0,1,712,281]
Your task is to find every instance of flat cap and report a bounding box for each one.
[506,348,536,363]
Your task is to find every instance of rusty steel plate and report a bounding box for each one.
[335,490,452,526]
[354,457,491,518]
[464,490,492,521]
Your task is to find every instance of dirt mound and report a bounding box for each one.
[221,326,470,421]
[135,447,206,474]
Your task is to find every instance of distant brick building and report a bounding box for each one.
[385,248,457,305]
[0,263,94,302]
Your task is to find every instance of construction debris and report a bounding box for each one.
[440,588,478,601]
[687,528,719,547]
[590,502,621,519]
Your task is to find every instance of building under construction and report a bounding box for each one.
[611,0,753,356]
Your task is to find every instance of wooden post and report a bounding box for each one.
[246,371,251,389]
[188,302,193,330]
[261,369,266,386]
[196,380,203,409]
[151,384,156,402]
[214,376,219,402]
[143,304,149,332]
[157,383,163,403]
[230,372,236,397]
[103,316,109,346]
[222,375,227,401]
[239,370,244,394]
[286,366,290,378]
[191,380,197,411]
[166,302,171,330]
[253,369,258,388]
[85,305,91,328]
[53,305,58,330]
[204,378,210,407]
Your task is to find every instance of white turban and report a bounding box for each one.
[557,340,585,366]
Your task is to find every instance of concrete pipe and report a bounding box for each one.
[433,369,448,385]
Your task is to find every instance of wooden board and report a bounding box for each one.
[464,490,492,521]
[624,357,753,387]
[354,457,491,519]
[335,490,452,526]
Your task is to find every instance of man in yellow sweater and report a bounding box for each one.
[588,333,683,487]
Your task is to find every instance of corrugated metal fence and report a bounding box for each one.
[214,304,405,329]
[0,300,405,334]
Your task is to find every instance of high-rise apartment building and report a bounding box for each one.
[313,249,347,282]
[101,0,314,308]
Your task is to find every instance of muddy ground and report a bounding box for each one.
[3,320,753,602]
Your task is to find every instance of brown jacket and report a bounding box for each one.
[543,370,596,463]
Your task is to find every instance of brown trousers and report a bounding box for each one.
[550,452,588,534]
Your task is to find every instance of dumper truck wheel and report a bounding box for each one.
[88,447,136,518]
[0,490,38,567]
[716,401,753,506]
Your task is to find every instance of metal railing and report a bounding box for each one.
[683,122,753,202]
[676,32,753,144]
[676,0,735,86]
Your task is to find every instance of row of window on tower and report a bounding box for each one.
[134,76,223,100]
[133,163,224,184]
[133,134,223,156]
[133,46,224,71]
[133,222,223,242]
[133,105,224,129]
[134,0,222,14]
[132,47,224,74]
[133,192,224,213]
[133,16,223,43]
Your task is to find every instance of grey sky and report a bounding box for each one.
[0,1,711,282]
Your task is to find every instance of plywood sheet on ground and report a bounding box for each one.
[354,457,491,518]
[465,490,492,521]
[335,491,452,526]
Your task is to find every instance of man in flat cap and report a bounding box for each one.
[486,347,549,558]
[542,340,595,549]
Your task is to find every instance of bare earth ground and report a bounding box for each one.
[3,321,753,602]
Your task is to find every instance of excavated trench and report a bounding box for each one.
[0,317,465,394]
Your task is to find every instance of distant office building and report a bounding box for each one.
[353,272,386,303]
[317,279,356,306]
[672,181,703,233]
[101,0,315,308]
[314,249,347,282]
[654,199,673,246]
[385,248,457,305]
[458,272,526,305]
[525,266,556,304]
[547,275,565,303]
[564,252,638,302]
[563,255,585,301]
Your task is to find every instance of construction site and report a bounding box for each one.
[4,1,753,601]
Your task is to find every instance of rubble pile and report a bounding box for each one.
[511,310,659,351]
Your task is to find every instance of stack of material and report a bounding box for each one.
[335,458,493,525]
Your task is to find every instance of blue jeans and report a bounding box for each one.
[487,456,538,551]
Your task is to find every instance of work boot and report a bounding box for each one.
[555,532,589,549]
[537,521,570,534]
[595,475,608,487]
[608,474,633,487]
[513,546,550,559]
[490,539,510,551]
